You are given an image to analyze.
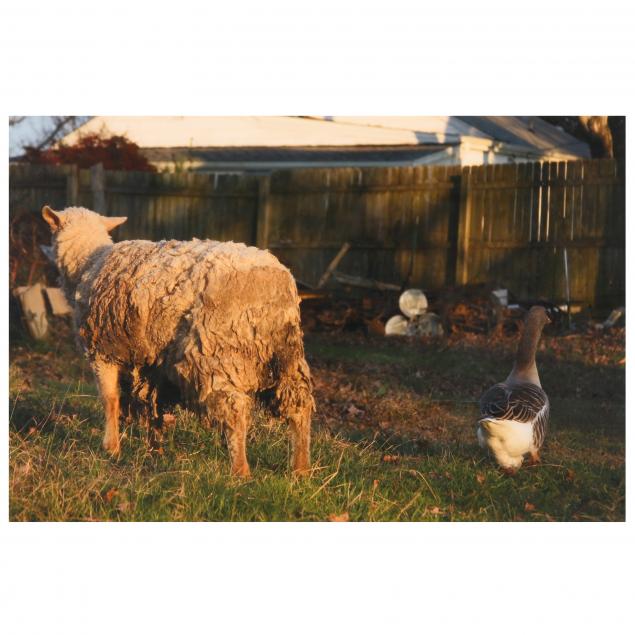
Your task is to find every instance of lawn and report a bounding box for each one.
[9,320,625,521]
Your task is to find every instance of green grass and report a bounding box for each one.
[9,322,625,521]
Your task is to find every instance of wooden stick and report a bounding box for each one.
[331,271,401,292]
[316,242,351,289]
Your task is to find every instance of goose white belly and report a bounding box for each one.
[477,418,534,469]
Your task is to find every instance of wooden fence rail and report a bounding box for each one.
[9,159,625,308]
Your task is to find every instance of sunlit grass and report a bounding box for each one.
[9,325,625,521]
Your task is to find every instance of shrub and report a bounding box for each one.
[24,132,156,172]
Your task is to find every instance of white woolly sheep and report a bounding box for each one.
[41,205,314,477]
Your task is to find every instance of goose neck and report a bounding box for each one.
[508,316,544,385]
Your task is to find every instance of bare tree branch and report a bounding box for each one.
[32,116,82,150]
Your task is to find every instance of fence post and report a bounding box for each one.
[90,163,106,213]
[66,164,79,206]
[455,166,472,285]
[255,175,272,249]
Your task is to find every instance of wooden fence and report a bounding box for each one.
[9,159,625,308]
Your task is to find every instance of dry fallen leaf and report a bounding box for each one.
[524,502,536,512]
[347,404,363,417]
[366,318,385,336]
[328,512,350,522]
[14,460,32,478]
[566,469,576,482]
[104,488,119,503]
[382,454,400,463]
[476,473,486,484]
[429,506,443,515]
[163,413,177,427]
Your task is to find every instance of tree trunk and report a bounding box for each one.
[578,116,614,158]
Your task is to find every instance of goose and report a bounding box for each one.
[477,305,550,473]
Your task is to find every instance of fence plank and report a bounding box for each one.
[66,165,79,207]
[255,175,272,248]
[90,163,106,213]
[455,166,472,285]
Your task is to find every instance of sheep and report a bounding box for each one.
[41,205,314,477]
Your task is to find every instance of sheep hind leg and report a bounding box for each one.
[288,407,312,475]
[92,358,121,456]
[277,369,314,476]
[212,392,252,478]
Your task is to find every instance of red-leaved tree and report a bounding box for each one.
[24,132,156,172]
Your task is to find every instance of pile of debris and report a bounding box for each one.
[295,241,581,338]
[298,241,401,334]
[299,290,393,335]
[436,284,504,334]
[436,284,572,335]
[299,276,610,338]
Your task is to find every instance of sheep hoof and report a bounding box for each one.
[526,451,541,466]
[231,463,251,478]
[292,460,311,477]
[102,437,120,457]
[500,466,518,476]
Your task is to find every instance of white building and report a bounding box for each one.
[60,116,591,173]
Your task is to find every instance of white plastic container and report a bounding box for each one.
[385,314,409,336]
[398,289,428,318]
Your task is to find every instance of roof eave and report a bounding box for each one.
[459,135,589,160]
[150,158,441,171]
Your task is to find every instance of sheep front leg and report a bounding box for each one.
[92,358,121,456]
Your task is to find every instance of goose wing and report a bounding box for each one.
[479,382,549,448]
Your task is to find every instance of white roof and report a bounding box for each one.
[60,116,589,160]
[321,116,490,139]
[61,116,482,148]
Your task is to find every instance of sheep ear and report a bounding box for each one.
[102,216,127,232]
[42,205,63,232]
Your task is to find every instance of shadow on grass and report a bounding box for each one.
[9,323,625,521]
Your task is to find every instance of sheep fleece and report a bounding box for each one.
[76,238,314,419]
